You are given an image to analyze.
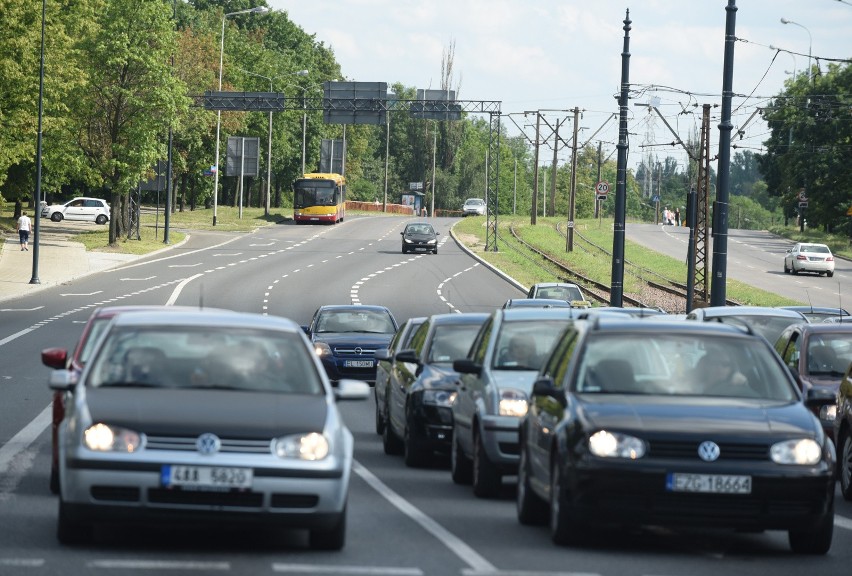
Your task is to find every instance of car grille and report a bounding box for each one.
[334,347,377,356]
[145,435,271,454]
[648,440,768,460]
[91,487,320,509]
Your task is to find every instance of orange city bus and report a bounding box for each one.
[292,173,346,224]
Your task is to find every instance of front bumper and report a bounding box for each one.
[480,414,521,471]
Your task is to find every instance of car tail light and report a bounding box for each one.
[796,255,807,260]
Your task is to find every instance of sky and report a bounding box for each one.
[273,0,852,171]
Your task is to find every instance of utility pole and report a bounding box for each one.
[595,141,602,219]
[531,112,540,225]
[550,118,562,217]
[610,9,631,307]
[567,107,580,252]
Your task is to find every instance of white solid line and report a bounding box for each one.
[272,565,422,575]
[169,263,203,268]
[835,514,852,530]
[120,276,157,281]
[60,291,103,297]
[0,327,35,348]
[0,405,51,475]
[353,461,497,575]
[0,558,46,567]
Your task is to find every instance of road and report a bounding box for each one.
[627,223,851,307]
[1,215,851,575]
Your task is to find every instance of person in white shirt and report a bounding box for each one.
[16,211,32,251]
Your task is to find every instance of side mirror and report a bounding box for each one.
[400,231,405,236]
[395,349,420,364]
[301,325,310,335]
[334,379,371,401]
[49,370,77,392]
[453,358,481,376]
[374,348,391,361]
[532,376,567,407]
[804,387,836,408]
[41,347,69,370]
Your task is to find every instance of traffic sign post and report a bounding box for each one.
[595,181,609,200]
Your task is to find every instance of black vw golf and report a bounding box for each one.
[516,317,836,554]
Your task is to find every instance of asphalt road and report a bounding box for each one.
[1,215,851,576]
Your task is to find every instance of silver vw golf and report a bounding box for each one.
[50,309,369,550]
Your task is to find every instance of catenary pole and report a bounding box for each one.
[610,10,631,306]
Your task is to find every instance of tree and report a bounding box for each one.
[66,0,187,245]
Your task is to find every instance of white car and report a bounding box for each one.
[784,243,835,277]
[462,198,486,216]
[44,197,110,224]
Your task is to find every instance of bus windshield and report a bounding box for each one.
[294,182,336,208]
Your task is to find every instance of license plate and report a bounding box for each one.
[666,473,751,494]
[344,360,374,368]
[162,465,253,489]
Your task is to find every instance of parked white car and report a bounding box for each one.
[44,197,110,224]
[784,243,835,277]
[462,198,486,216]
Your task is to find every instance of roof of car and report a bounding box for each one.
[689,305,807,319]
[586,316,757,337]
[780,305,850,316]
[503,298,575,309]
[530,282,581,289]
[497,307,581,320]
[426,312,490,325]
[317,304,393,313]
[89,304,218,319]
[783,322,852,335]
[110,309,302,332]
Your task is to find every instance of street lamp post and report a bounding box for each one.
[30,0,47,285]
[237,69,308,216]
[780,18,812,80]
[212,6,268,226]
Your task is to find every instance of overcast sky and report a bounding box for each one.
[273,0,851,170]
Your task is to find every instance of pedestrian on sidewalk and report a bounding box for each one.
[16,211,32,251]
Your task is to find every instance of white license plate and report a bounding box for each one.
[162,465,253,489]
[666,473,751,494]
[344,360,374,368]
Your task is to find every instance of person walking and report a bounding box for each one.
[16,210,32,251]
[675,207,681,227]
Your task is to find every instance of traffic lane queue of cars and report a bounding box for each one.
[382,313,489,467]
[517,317,836,554]
[48,308,371,550]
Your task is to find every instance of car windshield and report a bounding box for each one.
[406,225,434,235]
[536,285,583,301]
[493,320,569,370]
[465,199,483,206]
[87,326,323,394]
[574,333,798,401]
[427,324,483,364]
[801,244,830,254]
[316,310,396,334]
[806,335,852,377]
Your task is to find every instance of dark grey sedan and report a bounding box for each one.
[401,222,439,254]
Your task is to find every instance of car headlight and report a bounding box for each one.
[770,438,822,465]
[820,404,837,422]
[422,389,457,407]
[588,430,646,459]
[403,238,413,244]
[274,432,330,461]
[314,341,332,357]
[427,238,437,244]
[84,423,143,452]
[499,388,528,417]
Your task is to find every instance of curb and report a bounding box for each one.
[448,223,528,294]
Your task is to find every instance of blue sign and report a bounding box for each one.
[652,195,660,203]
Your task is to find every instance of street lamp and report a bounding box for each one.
[284,82,323,176]
[30,0,47,285]
[237,68,308,216]
[780,18,812,80]
[212,6,268,226]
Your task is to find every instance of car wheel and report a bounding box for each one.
[788,498,833,555]
[403,415,429,468]
[451,428,472,485]
[550,457,582,545]
[309,506,346,550]
[57,499,92,545]
[95,214,108,225]
[382,399,404,455]
[401,246,408,254]
[50,213,63,222]
[791,265,799,275]
[374,391,385,435]
[472,430,501,498]
[783,260,790,274]
[517,444,547,525]
[839,431,852,501]
[828,271,835,278]
[49,464,59,495]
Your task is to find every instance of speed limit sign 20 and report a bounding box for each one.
[596,181,609,200]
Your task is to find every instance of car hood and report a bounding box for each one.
[415,363,460,391]
[490,369,540,393]
[578,395,818,437]
[313,333,393,349]
[84,387,330,437]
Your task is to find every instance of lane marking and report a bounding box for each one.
[0,307,44,313]
[88,560,230,570]
[60,291,102,297]
[120,276,156,281]
[165,274,204,306]
[272,565,422,575]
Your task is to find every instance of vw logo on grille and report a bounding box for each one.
[355,347,363,355]
[196,433,221,455]
[697,441,720,462]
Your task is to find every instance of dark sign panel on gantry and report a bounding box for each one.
[323,82,387,125]
[410,89,462,121]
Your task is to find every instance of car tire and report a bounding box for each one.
[788,499,834,555]
[550,458,582,546]
[374,391,385,435]
[451,429,472,485]
[57,499,92,545]
[49,465,59,495]
[401,246,408,254]
[783,261,790,274]
[472,431,501,498]
[403,415,429,468]
[309,507,346,550]
[791,266,799,275]
[50,213,63,222]
[517,444,547,525]
[828,271,835,278]
[839,430,852,501]
[433,249,438,255]
[95,214,108,225]
[382,400,404,455]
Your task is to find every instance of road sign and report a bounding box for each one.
[597,194,608,201]
[799,201,809,209]
[567,221,575,228]
[798,188,807,202]
[595,181,610,195]
[652,194,660,203]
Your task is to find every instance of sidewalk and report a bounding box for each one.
[0,224,142,304]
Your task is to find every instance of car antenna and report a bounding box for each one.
[805,289,813,314]
[198,283,204,310]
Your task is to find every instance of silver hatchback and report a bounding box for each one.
[50,309,369,549]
